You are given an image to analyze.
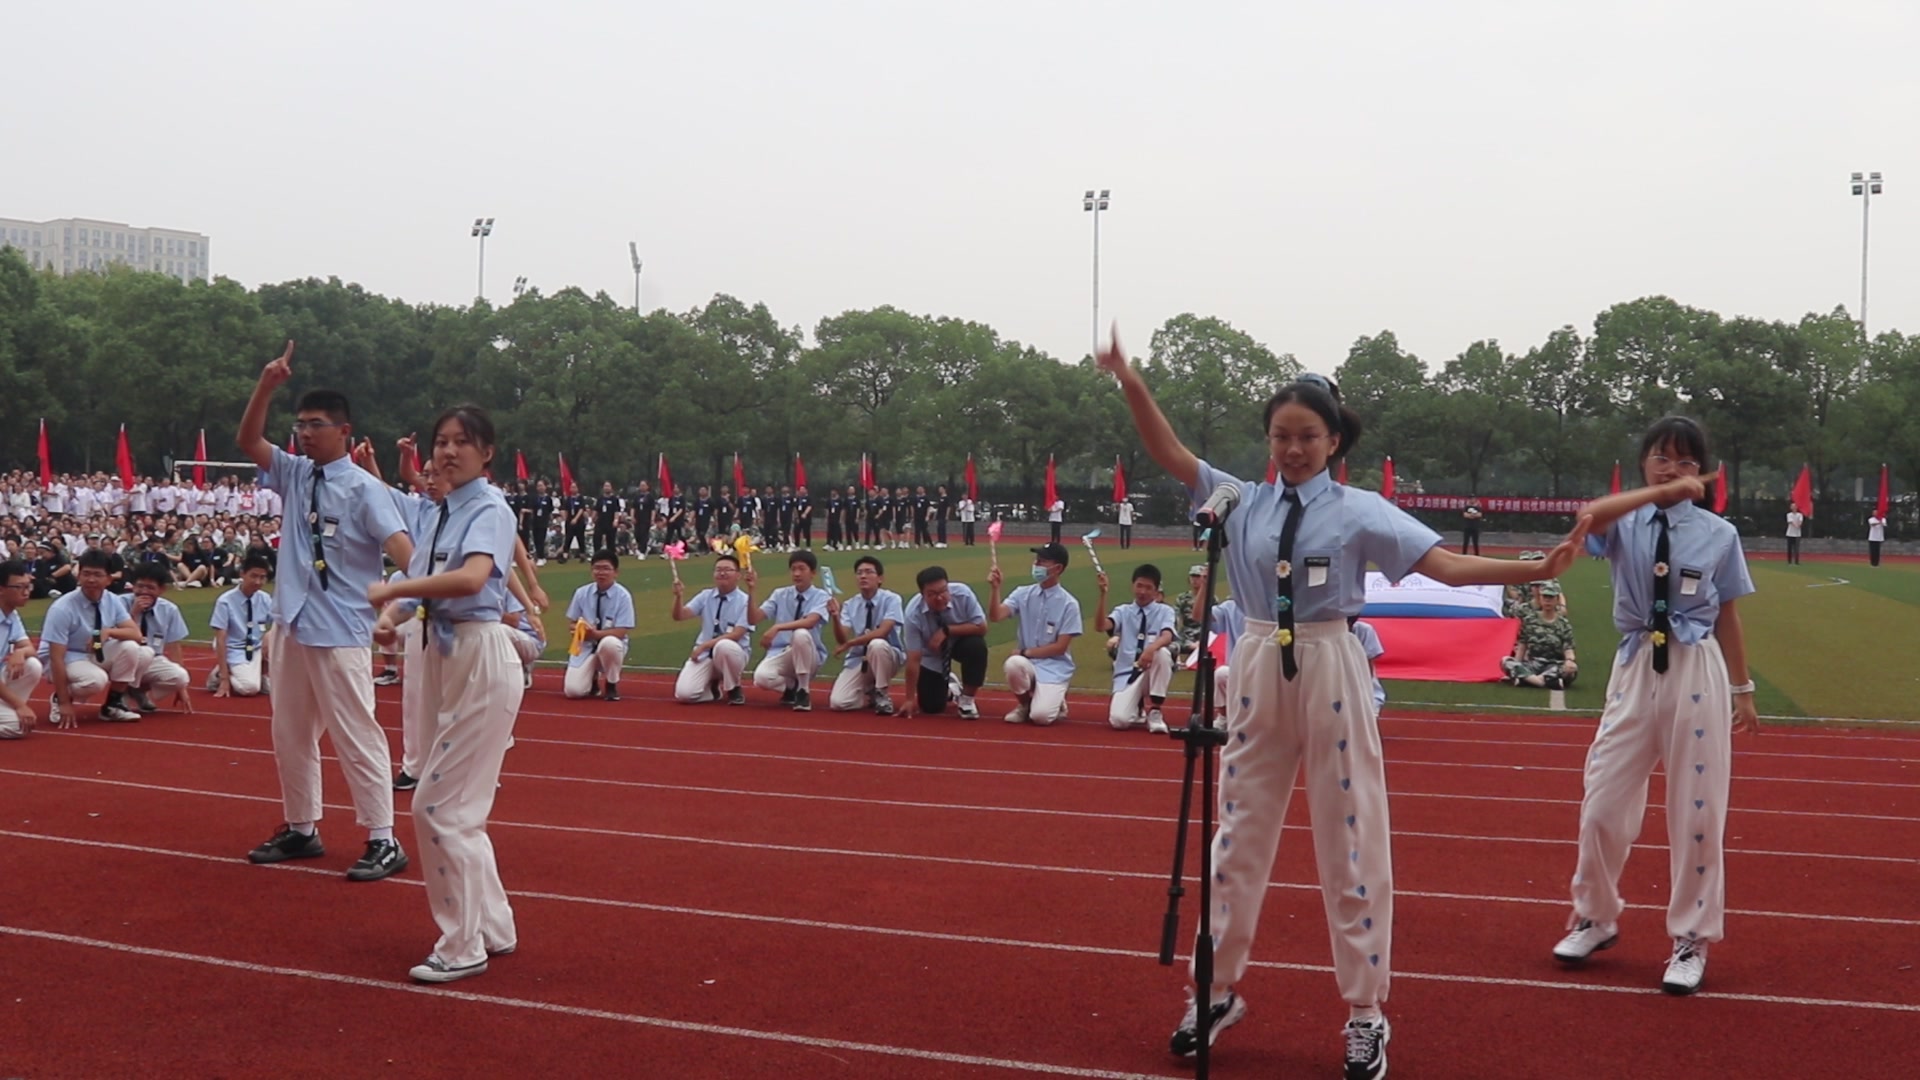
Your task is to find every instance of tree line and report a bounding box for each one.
[2,249,1914,525]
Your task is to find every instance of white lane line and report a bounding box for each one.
[52,726,1920,795]
[5,888,1916,1018]
[1379,734,1920,768]
[0,924,1184,1079]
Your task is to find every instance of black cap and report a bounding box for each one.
[1030,542,1070,566]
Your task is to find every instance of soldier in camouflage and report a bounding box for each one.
[1502,580,1578,690]
[1172,565,1207,663]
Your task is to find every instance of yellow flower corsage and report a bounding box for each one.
[313,559,328,571]
[1650,630,1667,647]
[1653,562,1669,577]
[1276,560,1293,580]
[1273,627,1293,646]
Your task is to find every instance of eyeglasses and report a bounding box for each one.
[1,582,30,592]
[290,420,340,434]
[1649,455,1702,475]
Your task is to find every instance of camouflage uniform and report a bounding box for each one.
[1173,590,1202,659]
[1503,588,1577,689]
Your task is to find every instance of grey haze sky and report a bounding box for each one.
[11,1,1920,371]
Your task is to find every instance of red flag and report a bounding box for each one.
[1381,456,1396,501]
[859,452,875,492]
[964,454,978,501]
[286,430,299,455]
[193,429,207,489]
[1043,454,1058,509]
[410,441,424,476]
[37,418,52,490]
[114,424,135,492]
[794,453,807,490]
[1112,456,1127,502]
[733,452,746,495]
[1608,461,1621,495]
[1265,458,1277,485]
[514,450,529,483]
[1790,465,1813,518]
[658,453,676,500]
[1876,464,1890,519]
[557,452,576,496]
[1710,462,1727,514]
[1337,459,1349,485]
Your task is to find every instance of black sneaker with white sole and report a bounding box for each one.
[248,826,324,864]
[603,682,620,702]
[727,687,746,706]
[779,687,796,706]
[346,839,409,881]
[1169,989,1247,1058]
[1343,1017,1391,1080]
[393,771,418,791]
[792,688,812,712]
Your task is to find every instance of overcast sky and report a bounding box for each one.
[10,1,1919,371]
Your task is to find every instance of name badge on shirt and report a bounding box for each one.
[1305,556,1330,589]
[433,550,450,565]
[322,516,340,538]
[1679,568,1702,596]
[1044,622,1057,636]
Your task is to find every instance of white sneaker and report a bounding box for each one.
[1661,938,1708,995]
[1552,918,1619,963]
[957,695,979,720]
[1003,703,1030,725]
[947,672,964,702]
[1146,708,1168,734]
[48,699,64,728]
[100,703,142,723]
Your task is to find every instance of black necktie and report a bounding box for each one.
[244,593,257,661]
[596,589,606,627]
[1134,604,1149,661]
[1652,512,1671,674]
[714,592,730,638]
[309,463,330,591]
[794,589,807,624]
[91,599,105,661]
[141,609,151,642]
[1276,490,1303,680]
[420,502,451,651]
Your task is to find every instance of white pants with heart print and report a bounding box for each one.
[1570,635,1733,943]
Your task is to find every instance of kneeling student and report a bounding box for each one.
[988,542,1083,726]
[126,563,193,712]
[828,555,904,715]
[1100,564,1176,732]
[900,566,989,719]
[672,554,757,704]
[754,550,830,711]
[1,560,44,738]
[563,551,634,701]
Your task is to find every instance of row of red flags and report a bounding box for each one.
[35,418,1893,519]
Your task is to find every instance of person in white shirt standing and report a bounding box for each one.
[1099,563,1176,733]
[1784,508,1804,564]
[125,563,193,713]
[1867,511,1887,567]
[753,549,831,711]
[562,551,635,701]
[989,542,1083,726]
[1047,496,1066,545]
[957,492,978,547]
[0,560,43,738]
[827,555,905,715]
[1116,497,1135,549]
[210,554,275,697]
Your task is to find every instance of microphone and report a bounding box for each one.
[1195,483,1240,528]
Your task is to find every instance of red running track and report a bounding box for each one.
[1,668,1916,1079]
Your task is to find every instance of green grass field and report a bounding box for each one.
[28,546,1920,724]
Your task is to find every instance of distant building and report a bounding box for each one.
[0,215,210,283]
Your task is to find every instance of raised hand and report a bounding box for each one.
[1093,324,1129,379]
[1668,475,1708,503]
[1536,516,1595,579]
[261,340,294,388]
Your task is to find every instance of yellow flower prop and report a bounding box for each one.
[568,617,591,657]
[1650,630,1667,647]
[1273,627,1293,647]
[732,533,761,571]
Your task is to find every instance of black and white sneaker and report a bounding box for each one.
[1661,938,1708,995]
[1169,988,1247,1058]
[1553,918,1619,963]
[874,695,896,717]
[1343,1016,1390,1080]
[727,686,746,706]
[409,955,487,984]
[133,692,158,713]
[373,670,401,687]
[248,826,324,864]
[393,771,418,791]
[603,682,620,702]
[346,839,409,881]
[99,694,142,723]
[779,687,797,706]
[792,688,812,712]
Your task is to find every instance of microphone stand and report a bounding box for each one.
[1160,514,1230,1079]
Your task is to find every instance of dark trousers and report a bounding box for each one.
[937,518,948,545]
[1119,524,1132,548]
[1049,521,1062,544]
[1869,540,1882,566]
[1462,526,1480,556]
[962,521,975,546]
[914,517,931,546]
[594,523,615,555]
[915,635,989,714]
[521,522,545,559]
[562,525,587,560]
[795,515,812,548]
[826,516,842,548]
[1787,537,1801,564]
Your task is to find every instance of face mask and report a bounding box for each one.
[1030,565,1048,582]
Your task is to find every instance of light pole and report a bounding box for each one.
[471,217,494,301]
[1850,172,1882,336]
[1082,189,1110,358]
[628,241,643,312]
